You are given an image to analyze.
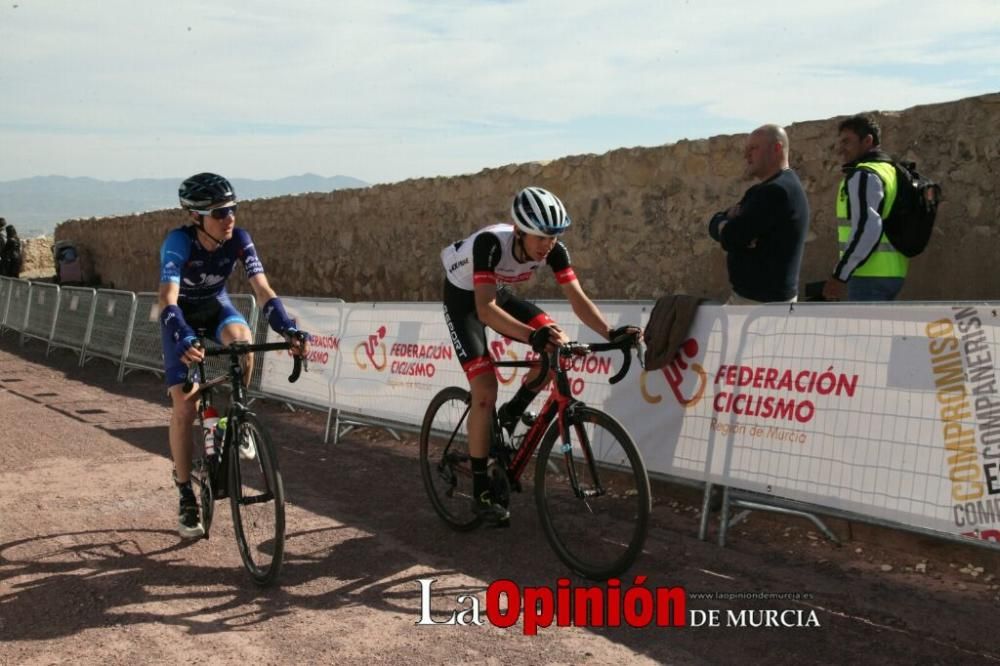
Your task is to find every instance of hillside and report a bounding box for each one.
[0,174,368,237]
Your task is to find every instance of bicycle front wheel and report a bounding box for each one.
[534,406,651,580]
[228,413,286,586]
[419,386,483,531]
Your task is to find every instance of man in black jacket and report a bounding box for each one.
[0,222,20,278]
[708,124,810,304]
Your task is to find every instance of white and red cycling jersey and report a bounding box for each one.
[441,223,576,291]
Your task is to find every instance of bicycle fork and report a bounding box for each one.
[557,402,606,501]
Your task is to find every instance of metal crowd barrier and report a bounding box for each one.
[48,286,98,362]
[4,280,30,337]
[246,297,347,444]
[23,282,61,347]
[121,292,165,381]
[83,290,137,373]
[4,283,1000,560]
[246,296,345,399]
[0,277,13,331]
[247,306,271,396]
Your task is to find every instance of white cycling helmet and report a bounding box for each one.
[511,187,571,236]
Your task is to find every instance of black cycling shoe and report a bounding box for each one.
[497,403,518,436]
[471,491,510,525]
[498,404,536,437]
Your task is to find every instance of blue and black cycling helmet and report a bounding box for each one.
[178,172,236,210]
[511,186,571,236]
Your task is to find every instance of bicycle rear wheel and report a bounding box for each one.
[419,386,483,531]
[228,413,286,586]
[534,406,651,580]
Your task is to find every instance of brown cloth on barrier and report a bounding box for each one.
[643,294,706,370]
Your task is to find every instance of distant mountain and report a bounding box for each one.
[0,174,369,237]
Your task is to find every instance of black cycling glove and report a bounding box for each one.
[608,325,638,341]
[528,325,555,353]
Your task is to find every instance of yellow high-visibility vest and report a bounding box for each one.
[836,161,908,278]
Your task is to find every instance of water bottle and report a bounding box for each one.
[203,406,220,457]
[216,417,228,452]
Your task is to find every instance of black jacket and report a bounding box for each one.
[709,169,810,302]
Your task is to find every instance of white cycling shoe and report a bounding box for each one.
[239,430,257,461]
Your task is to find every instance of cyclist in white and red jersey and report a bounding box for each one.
[441,186,637,523]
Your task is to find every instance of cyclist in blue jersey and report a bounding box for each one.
[159,172,308,538]
[441,186,639,524]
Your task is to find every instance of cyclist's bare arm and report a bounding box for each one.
[473,282,538,343]
[248,274,309,356]
[158,280,180,311]
[248,273,279,309]
[560,278,612,340]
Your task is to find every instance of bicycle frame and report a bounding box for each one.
[187,338,304,495]
[421,332,647,578]
[493,337,638,494]
[498,356,573,482]
[195,349,250,480]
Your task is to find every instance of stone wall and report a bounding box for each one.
[19,236,55,279]
[55,93,1000,302]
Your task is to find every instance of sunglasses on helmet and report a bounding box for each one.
[194,205,237,220]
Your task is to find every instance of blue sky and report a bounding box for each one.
[1,0,997,184]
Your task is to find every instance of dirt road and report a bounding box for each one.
[1,337,998,664]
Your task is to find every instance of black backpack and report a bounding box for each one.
[876,160,942,258]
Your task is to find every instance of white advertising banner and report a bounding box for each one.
[331,302,463,424]
[259,298,344,408]
[603,302,1000,543]
[259,297,1000,544]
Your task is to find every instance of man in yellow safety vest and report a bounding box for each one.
[822,114,907,302]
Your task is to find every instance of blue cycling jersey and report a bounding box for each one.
[159,225,265,301]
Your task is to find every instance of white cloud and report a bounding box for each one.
[0,0,997,180]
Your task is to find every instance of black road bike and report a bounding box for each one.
[183,332,306,586]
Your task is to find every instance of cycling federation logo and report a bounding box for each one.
[641,338,707,408]
[490,336,521,385]
[353,323,454,378]
[354,325,388,371]
[639,336,861,428]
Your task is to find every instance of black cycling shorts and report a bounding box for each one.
[442,279,554,381]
